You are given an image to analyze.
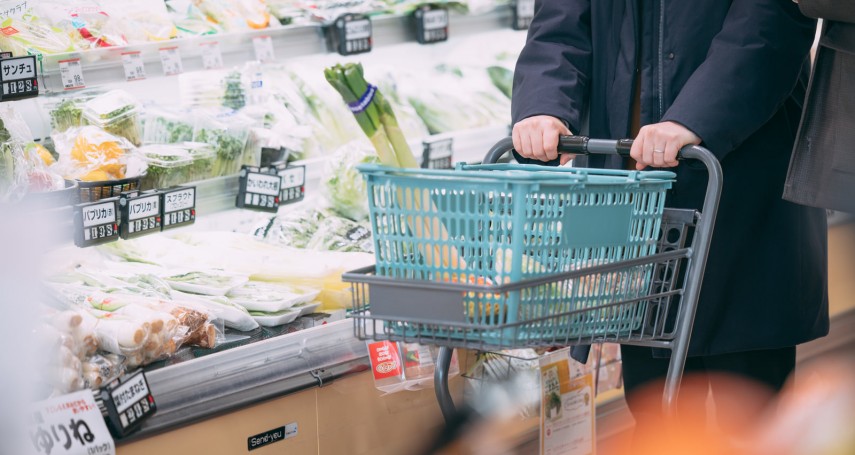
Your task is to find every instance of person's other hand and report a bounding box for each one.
[630,121,701,170]
[512,115,573,163]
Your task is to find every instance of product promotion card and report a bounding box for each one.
[27,389,115,455]
[539,349,595,455]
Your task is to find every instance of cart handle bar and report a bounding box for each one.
[485,135,715,165]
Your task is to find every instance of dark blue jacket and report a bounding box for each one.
[512,0,828,356]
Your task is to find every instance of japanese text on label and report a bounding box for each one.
[163,188,194,212]
[81,202,116,228]
[246,172,281,196]
[159,47,182,76]
[59,59,85,90]
[121,52,145,81]
[200,41,223,69]
[28,389,115,455]
[128,195,159,221]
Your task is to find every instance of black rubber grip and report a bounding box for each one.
[558,135,589,154]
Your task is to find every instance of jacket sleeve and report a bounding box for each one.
[799,0,855,23]
[511,0,592,132]
[661,0,815,161]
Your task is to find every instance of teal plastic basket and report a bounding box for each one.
[357,163,675,345]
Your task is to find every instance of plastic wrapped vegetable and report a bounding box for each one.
[49,99,86,133]
[166,0,223,37]
[192,109,253,176]
[193,0,272,31]
[0,11,75,56]
[306,215,374,253]
[260,208,326,248]
[81,90,143,146]
[52,126,138,182]
[143,106,195,144]
[227,281,319,313]
[322,141,378,221]
[103,0,178,44]
[40,0,128,50]
[139,143,214,190]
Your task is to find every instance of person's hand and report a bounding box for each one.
[630,121,701,170]
[512,115,574,164]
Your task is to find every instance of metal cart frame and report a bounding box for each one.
[344,136,722,422]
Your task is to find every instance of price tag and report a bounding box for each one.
[28,389,116,455]
[161,186,196,230]
[422,137,453,169]
[333,13,372,56]
[200,41,223,70]
[73,199,119,248]
[237,165,282,212]
[119,191,161,240]
[252,36,275,63]
[121,51,145,82]
[98,370,156,438]
[58,58,85,90]
[0,0,29,21]
[0,51,12,59]
[0,54,37,100]
[414,5,449,45]
[276,164,305,205]
[512,0,535,31]
[159,46,183,76]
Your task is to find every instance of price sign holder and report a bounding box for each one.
[413,4,449,45]
[97,370,156,438]
[0,54,38,101]
[328,13,372,56]
[119,190,161,240]
[160,186,196,230]
[0,52,12,59]
[237,165,282,212]
[422,137,454,169]
[511,0,535,31]
[73,198,119,248]
[274,163,306,205]
[200,41,223,69]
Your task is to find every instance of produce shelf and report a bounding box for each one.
[38,7,514,94]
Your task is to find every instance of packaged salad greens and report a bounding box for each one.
[138,143,215,190]
[81,90,143,146]
[142,107,195,144]
[192,109,252,177]
[322,141,379,221]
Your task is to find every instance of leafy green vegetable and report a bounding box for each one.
[166,272,237,287]
[50,99,84,132]
[324,144,378,221]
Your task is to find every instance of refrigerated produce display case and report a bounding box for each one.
[4,2,853,454]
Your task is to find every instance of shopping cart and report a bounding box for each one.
[343,136,722,421]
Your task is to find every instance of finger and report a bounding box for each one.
[530,129,547,162]
[520,127,534,159]
[560,154,576,166]
[512,125,523,156]
[642,131,657,170]
[630,132,645,170]
[652,138,667,168]
[664,142,680,167]
[542,128,559,160]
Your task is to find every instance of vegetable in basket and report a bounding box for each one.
[324,62,465,272]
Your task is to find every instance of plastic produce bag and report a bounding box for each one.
[52,126,139,182]
[227,281,320,313]
[0,10,75,56]
[39,0,127,50]
[306,216,374,253]
[192,0,272,31]
[102,0,177,44]
[192,108,253,177]
[165,0,223,37]
[259,208,326,248]
[143,106,195,144]
[322,141,379,221]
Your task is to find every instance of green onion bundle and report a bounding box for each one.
[324,63,418,169]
